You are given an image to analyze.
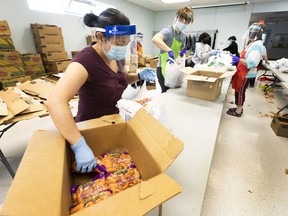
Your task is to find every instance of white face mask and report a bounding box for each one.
[174,19,187,32]
[102,39,127,61]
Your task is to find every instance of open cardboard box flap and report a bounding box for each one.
[1,109,183,216]
[180,66,234,79]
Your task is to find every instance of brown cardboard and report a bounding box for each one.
[0,35,15,51]
[0,50,22,65]
[35,43,65,53]
[0,64,25,79]
[0,20,11,36]
[46,59,71,73]
[20,53,43,66]
[41,51,68,61]
[19,79,55,100]
[146,56,158,68]
[24,65,46,77]
[0,109,183,215]
[33,34,64,44]
[271,115,288,138]
[31,23,62,36]
[180,67,233,101]
[0,76,31,89]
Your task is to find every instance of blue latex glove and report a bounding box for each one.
[231,55,240,66]
[179,48,187,57]
[71,136,97,173]
[167,50,175,64]
[139,68,156,81]
[209,50,217,56]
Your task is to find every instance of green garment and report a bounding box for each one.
[160,34,183,77]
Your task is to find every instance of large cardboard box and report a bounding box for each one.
[0,109,183,215]
[271,115,288,138]
[0,50,22,65]
[0,36,15,51]
[24,65,46,77]
[33,34,64,44]
[46,59,71,73]
[31,23,62,36]
[35,43,65,53]
[180,67,234,101]
[20,53,43,66]
[0,64,25,79]
[41,51,68,61]
[0,20,11,36]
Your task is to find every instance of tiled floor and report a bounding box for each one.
[0,72,288,215]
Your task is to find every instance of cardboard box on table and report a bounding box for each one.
[0,20,11,36]
[0,109,184,216]
[180,67,234,101]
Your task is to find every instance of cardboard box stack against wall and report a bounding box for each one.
[0,20,27,88]
[30,23,70,74]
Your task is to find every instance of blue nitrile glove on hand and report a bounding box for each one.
[231,55,240,66]
[179,48,187,57]
[138,68,156,81]
[71,136,97,173]
[167,50,175,64]
[209,50,218,56]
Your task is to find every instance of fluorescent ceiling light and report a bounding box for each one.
[161,0,190,4]
[192,1,249,9]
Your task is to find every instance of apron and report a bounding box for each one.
[232,44,251,92]
[160,32,182,77]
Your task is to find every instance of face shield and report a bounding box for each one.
[242,24,263,42]
[96,25,137,66]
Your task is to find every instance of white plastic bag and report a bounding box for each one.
[164,57,185,88]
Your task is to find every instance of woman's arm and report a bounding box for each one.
[152,32,171,52]
[46,62,88,145]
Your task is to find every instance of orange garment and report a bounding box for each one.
[137,42,143,54]
[232,46,250,92]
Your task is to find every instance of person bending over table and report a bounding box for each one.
[46,8,155,173]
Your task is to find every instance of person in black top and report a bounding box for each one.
[223,36,239,57]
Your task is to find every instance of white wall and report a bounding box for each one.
[0,0,287,57]
[154,0,288,55]
[0,0,154,58]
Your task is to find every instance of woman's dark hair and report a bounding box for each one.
[198,32,211,45]
[83,8,130,37]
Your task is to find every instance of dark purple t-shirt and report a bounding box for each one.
[72,45,128,122]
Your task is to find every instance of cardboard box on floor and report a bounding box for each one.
[271,115,288,138]
[180,67,234,101]
[0,109,184,216]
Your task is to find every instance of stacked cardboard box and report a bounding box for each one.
[20,53,46,78]
[0,20,26,88]
[30,23,70,74]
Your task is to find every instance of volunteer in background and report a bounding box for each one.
[46,8,155,173]
[152,6,194,93]
[191,32,217,66]
[248,42,268,87]
[223,35,239,57]
[132,32,144,88]
[227,22,265,117]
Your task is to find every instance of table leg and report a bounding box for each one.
[0,148,15,178]
[0,122,18,179]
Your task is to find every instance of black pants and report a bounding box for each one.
[248,77,256,87]
[156,67,170,93]
[235,78,250,106]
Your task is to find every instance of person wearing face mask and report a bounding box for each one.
[223,36,239,57]
[191,32,217,66]
[152,6,194,93]
[226,22,265,117]
[46,8,155,173]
